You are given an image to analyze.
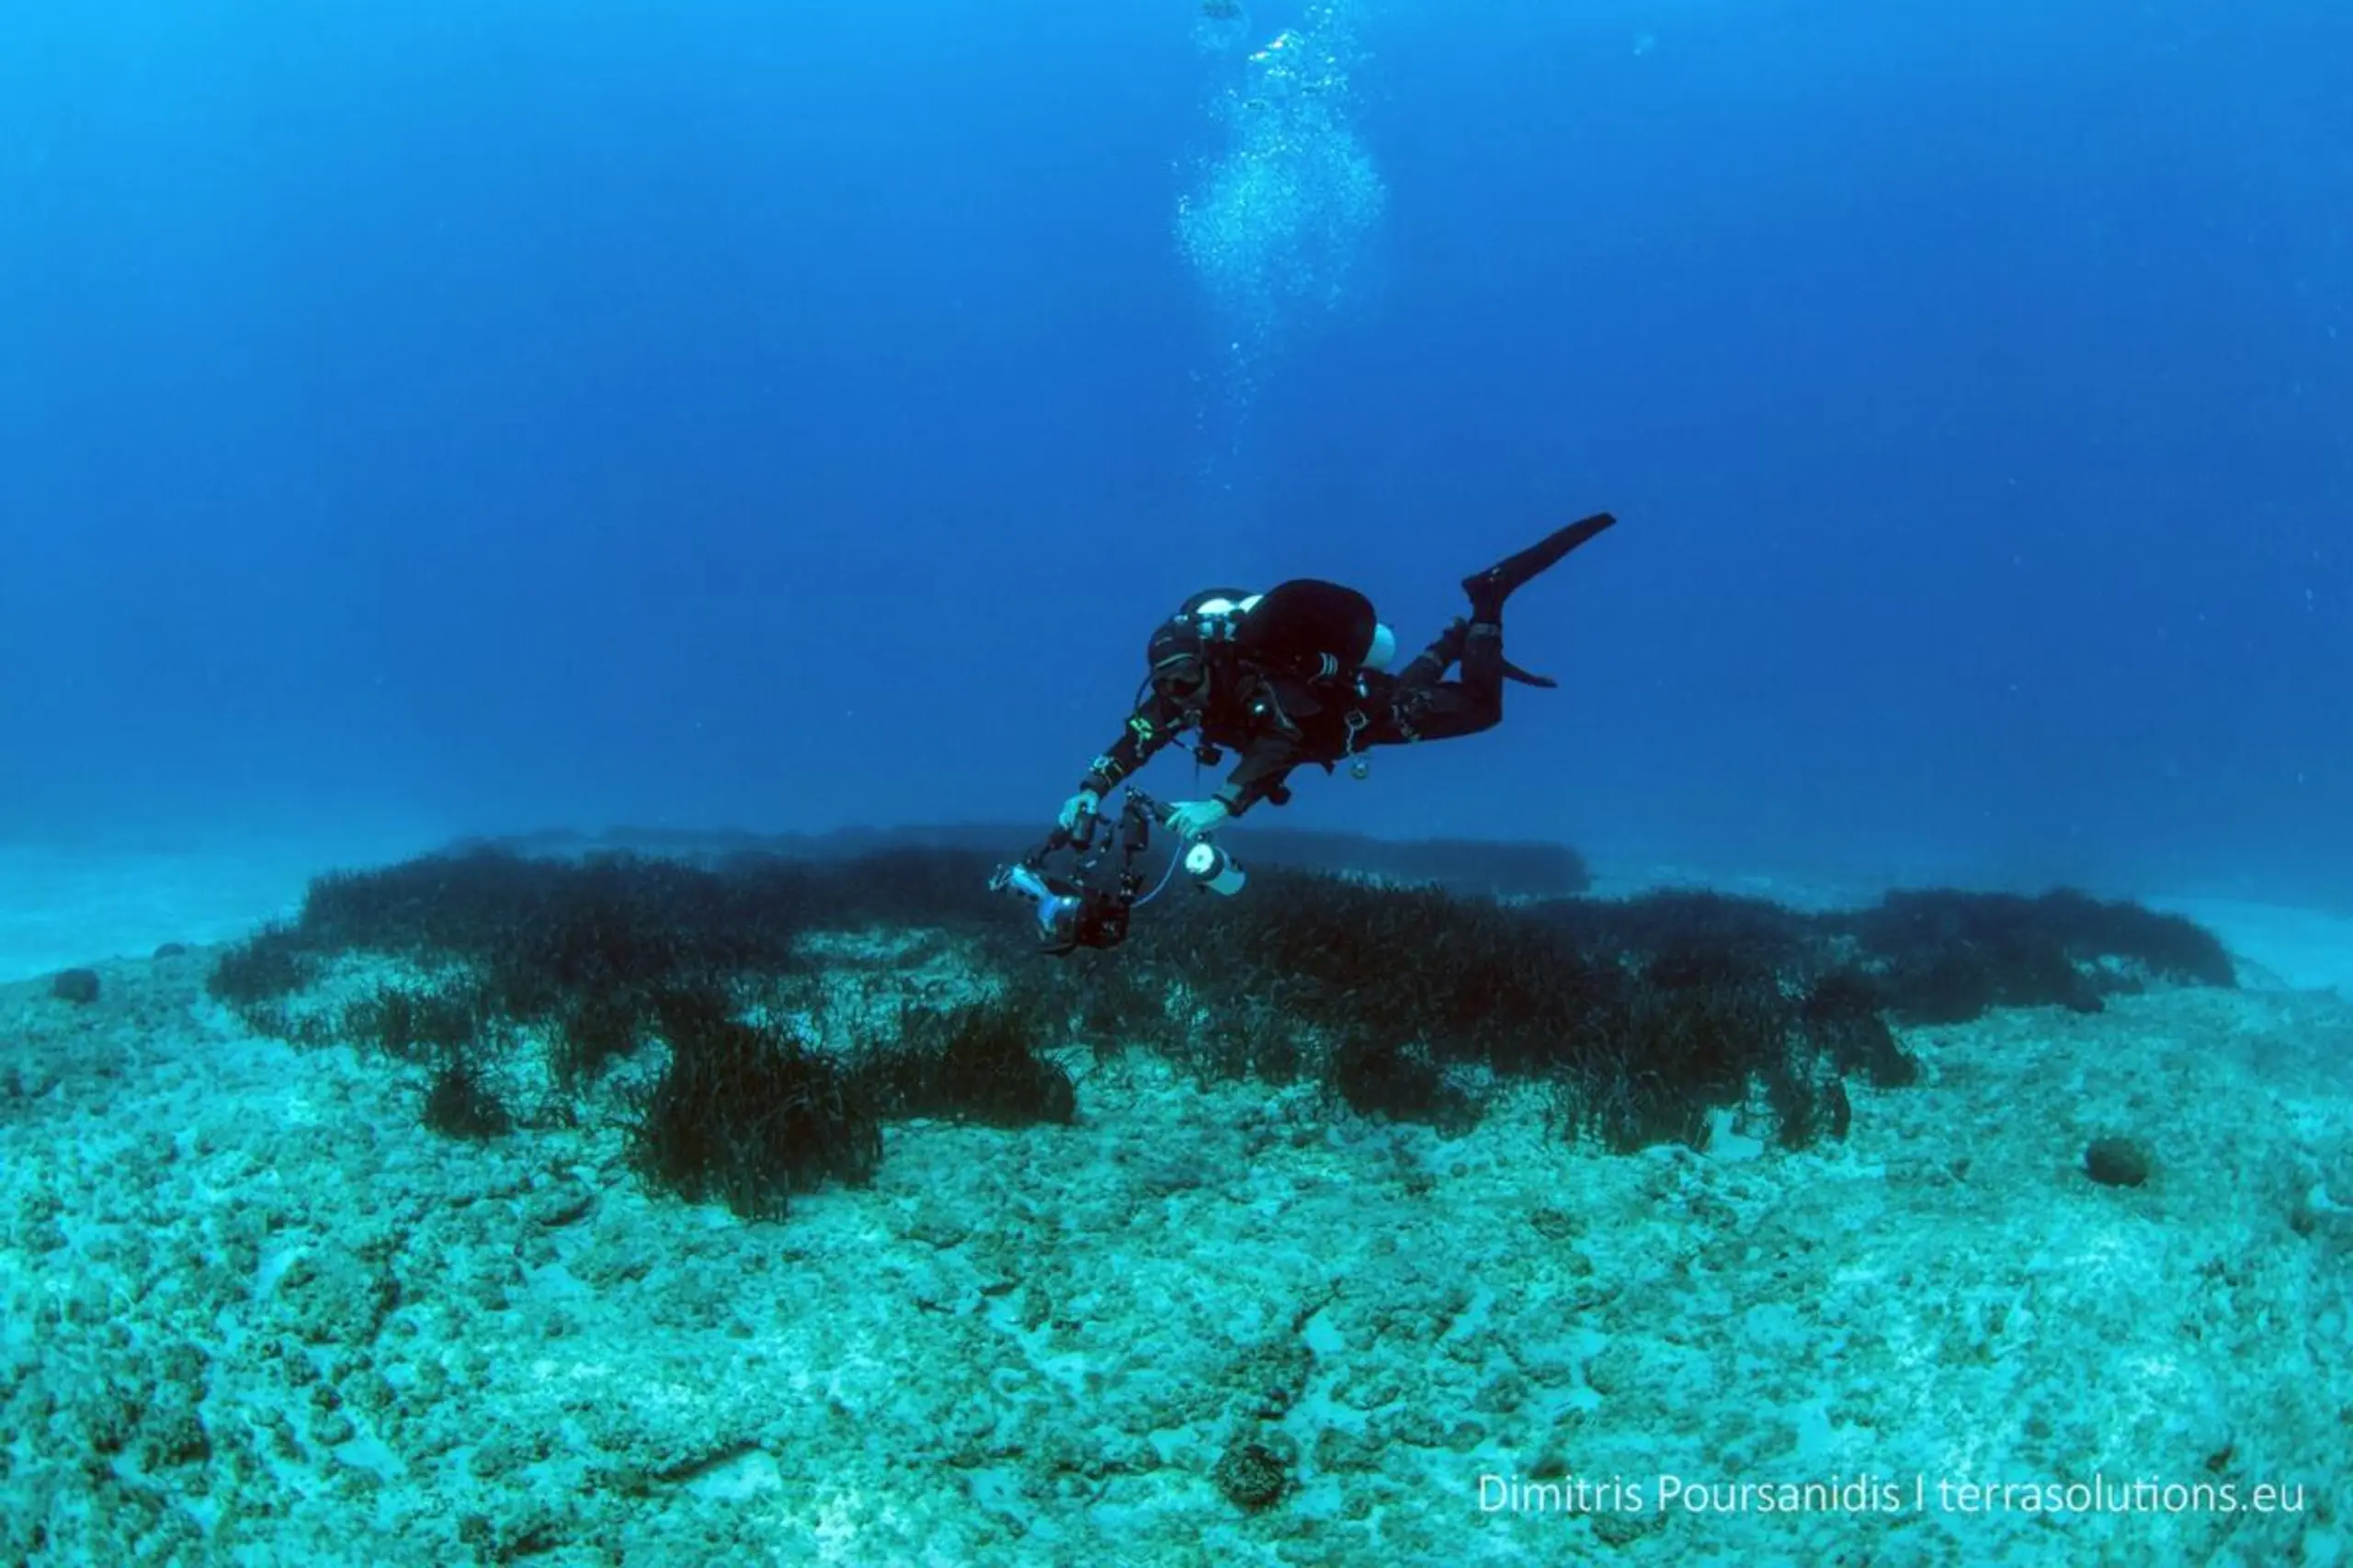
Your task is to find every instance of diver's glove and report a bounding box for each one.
[1057,790,1102,835]
[1165,799,1232,840]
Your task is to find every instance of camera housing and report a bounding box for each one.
[989,790,1244,957]
[990,862,1132,956]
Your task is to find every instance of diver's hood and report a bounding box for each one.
[1146,585,1256,681]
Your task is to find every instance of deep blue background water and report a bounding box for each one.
[4,0,2347,902]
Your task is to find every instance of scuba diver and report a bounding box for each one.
[1056,512,1619,842]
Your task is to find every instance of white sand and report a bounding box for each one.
[2144,897,2353,995]
[0,833,442,986]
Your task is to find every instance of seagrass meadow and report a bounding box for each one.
[5,844,2344,1564]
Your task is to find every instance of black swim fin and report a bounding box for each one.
[1462,511,1618,621]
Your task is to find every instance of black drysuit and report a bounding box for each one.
[1078,622,1507,815]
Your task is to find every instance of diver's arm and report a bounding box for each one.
[1213,733,1303,816]
[1079,692,1188,796]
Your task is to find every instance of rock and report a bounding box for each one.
[51,969,101,1006]
[2083,1135,2152,1188]
[1212,1436,1291,1511]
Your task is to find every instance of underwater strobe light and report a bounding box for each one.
[1182,839,1246,896]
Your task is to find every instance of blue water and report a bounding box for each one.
[5,0,2347,903]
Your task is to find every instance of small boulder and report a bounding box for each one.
[51,969,101,1006]
[1212,1437,1291,1511]
[2083,1135,2152,1188]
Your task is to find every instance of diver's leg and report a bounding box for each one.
[1458,620,1506,727]
[1461,512,1617,621]
[1393,618,1472,691]
[1380,680,1500,743]
[1376,621,1504,742]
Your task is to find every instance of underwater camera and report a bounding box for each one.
[989,861,1132,956]
[989,790,1246,956]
